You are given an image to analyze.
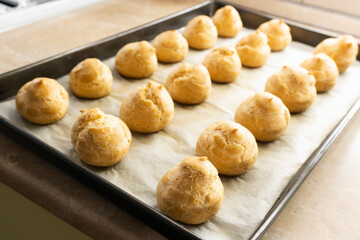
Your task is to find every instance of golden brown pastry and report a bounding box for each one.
[301,53,339,92]
[202,46,241,83]
[165,63,211,104]
[71,108,131,167]
[212,5,242,37]
[16,77,69,124]
[235,30,271,68]
[157,156,223,224]
[115,41,157,78]
[313,35,358,73]
[120,80,174,133]
[235,92,290,142]
[183,15,218,50]
[265,66,316,113]
[257,19,292,51]
[196,120,258,176]
[69,58,113,98]
[152,30,188,63]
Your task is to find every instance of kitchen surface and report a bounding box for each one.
[0,0,359,239]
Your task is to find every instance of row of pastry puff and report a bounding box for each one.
[186,5,292,66]
[156,95,288,224]
[235,35,358,145]
[156,7,254,225]
[236,35,358,142]
[265,34,358,114]
[184,5,291,52]
[156,96,282,224]
[157,92,288,224]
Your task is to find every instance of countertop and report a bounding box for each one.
[0,0,359,239]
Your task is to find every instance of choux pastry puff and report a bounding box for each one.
[257,19,292,51]
[115,41,157,78]
[120,80,174,133]
[196,120,258,176]
[265,65,316,113]
[202,46,241,83]
[235,30,271,68]
[69,58,113,98]
[235,92,290,142]
[212,5,243,37]
[314,35,358,73]
[152,30,188,63]
[183,15,218,50]
[157,156,224,224]
[71,108,132,167]
[165,63,211,104]
[301,53,339,92]
[16,77,69,124]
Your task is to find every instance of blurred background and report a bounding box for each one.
[0,0,103,32]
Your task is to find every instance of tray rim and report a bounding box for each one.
[1,1,360,239]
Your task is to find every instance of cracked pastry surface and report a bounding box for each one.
[212,5,242,37]
[313,35,358,73]
[301,53,339,93]
[202,46,241,83]
[265,65,316,113]
[257,19,292,51]
[183,15,218,50]
[156,156,224,224]
[196,120,258,176]
[16,77,69,124]
[115,41,157,78]
[235,30,271,68]
[165,63,211,104]
[152,30,188,63]
[235,92,290,142]
[120,80,174,133]
[69,58,113,98]
[71,108,132,167]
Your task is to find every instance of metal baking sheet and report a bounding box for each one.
[1,1,359,239]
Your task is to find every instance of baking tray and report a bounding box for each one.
[0,1,359,239]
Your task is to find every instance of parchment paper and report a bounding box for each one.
[1,27,360,239]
